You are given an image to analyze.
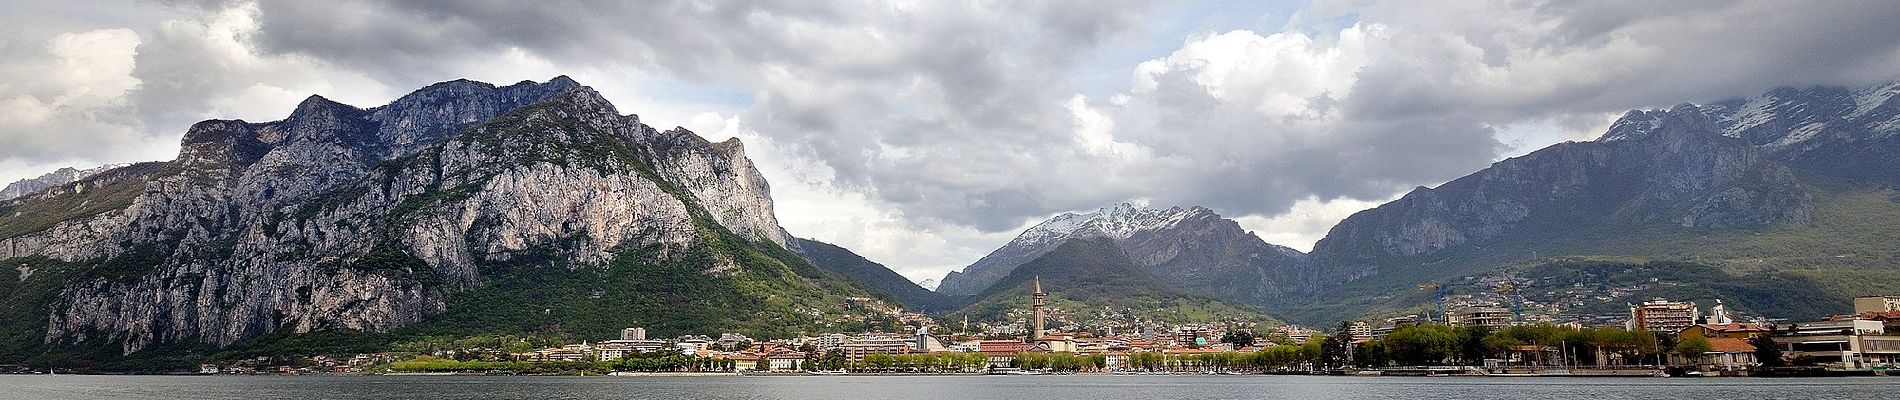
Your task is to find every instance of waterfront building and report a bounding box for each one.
[1103,351,1130,371]
[1628,298,1699,333]
[725,353,763,370]
[1676,323,1768,340]
[765,349,807,371]
[1699,338,1758,372]
[526,346,588,362]
[979,340,1031,368]
[1771,318,1900,370]
[841,336,910,362]
[596,339,669,360]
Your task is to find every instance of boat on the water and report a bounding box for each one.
[807,370,848,376]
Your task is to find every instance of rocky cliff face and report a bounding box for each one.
[936,203,1309,305]
[1317,115,1810,260]
[1285,82,1900,319]
[0,77,849,355]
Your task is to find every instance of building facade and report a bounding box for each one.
[1629,298,1699,333]
[1772,318,1900,370]
[1451,306,1513,329]
[1855,295,1900,314]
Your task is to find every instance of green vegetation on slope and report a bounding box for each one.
[795,238,952,313]
[0,162,168,240]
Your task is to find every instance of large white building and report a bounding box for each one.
[1629,298,1699,333]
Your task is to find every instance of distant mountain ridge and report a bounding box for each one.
[0,164,127,201]
[936,203,1310,312]
[953,237,1275,325]
[937,80,1900,326]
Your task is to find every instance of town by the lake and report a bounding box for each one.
[158,279,1899,378]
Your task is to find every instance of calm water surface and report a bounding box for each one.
[2,374,1893,399]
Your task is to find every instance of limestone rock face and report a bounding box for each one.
[639,127,789,247]
[1300,84,1900,295]
[0,77,802,354]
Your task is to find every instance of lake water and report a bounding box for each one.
[3,374,1893,399]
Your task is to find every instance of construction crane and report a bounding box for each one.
[1494,282,1526,323]
[1418,282,1447,323]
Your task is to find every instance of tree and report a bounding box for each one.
[1673,334,1712,366]
[1321,321,1354,369]
[1455,326,1492,365]
[1221,330,1257,348]
[1382,324,1460,366]
[1749,333,1783,367]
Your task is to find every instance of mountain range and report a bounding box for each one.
[5,76,1899,369]
[0,164,127,201]
[1277,80,1900,324]
[935,204,1303,324]
[932,80,1900,326]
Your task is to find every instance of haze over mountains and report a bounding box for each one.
[4,76,1900,367]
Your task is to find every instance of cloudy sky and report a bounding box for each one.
[6,1,1900,283]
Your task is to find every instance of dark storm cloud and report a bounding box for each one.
[9,0,1900,261]
[1334,0,1900,123]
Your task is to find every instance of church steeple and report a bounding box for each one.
[1032,276,1046,341]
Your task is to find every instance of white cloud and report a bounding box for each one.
[7,0,1900,284]
[705,112,1025,282]
[133,1,393,128]
[1234,196,1393,253]
[0,28,168,182]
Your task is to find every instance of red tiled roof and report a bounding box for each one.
[979,340,1031,355]
[1707,338,1755,353]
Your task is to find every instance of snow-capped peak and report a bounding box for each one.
[1851,80,1900,118]
[916,278,939,291]
[1011,202,1207,247]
